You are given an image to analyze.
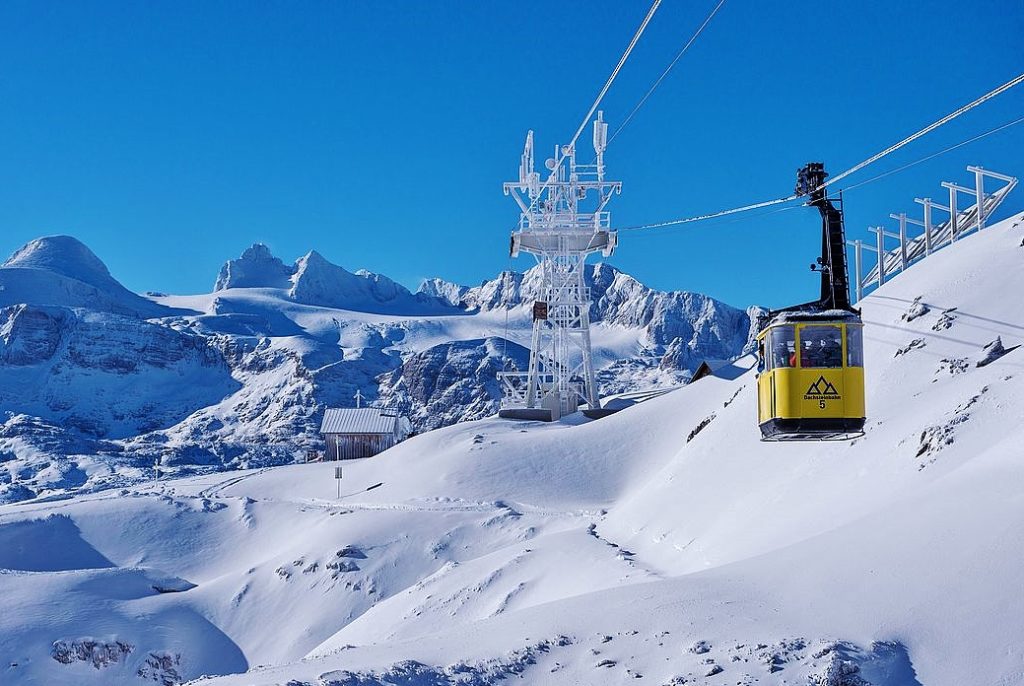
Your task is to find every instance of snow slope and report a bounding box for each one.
[0,212,1021,685]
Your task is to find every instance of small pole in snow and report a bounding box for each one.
[854,239,863,302]
[897,213,908,272]
[974,166,985,230]
[354,389,363,408]
[922,199,933,255]
[335,466,343,499]
[948,183,958,242]
[154,457,161,483]
[875,227,886,287]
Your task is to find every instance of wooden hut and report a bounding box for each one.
[319,408,411,460]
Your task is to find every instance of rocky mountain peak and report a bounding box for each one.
[289,251,453,314]
[417,278,470,308]
[297,249,329,266]
[241,243,275,261]
[214,243,296,291]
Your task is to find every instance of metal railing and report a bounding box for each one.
[849,165,1017,301]
[517,210,614,232]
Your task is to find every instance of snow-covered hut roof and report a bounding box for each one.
[689,354,757,383]
[320,408,403,435]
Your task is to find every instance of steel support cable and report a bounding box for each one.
[621,71,1024,232]
[513,0,663,226]
[569,0,663,151]
[622,194,801,231]
[626,204,804,240]
[841,114,1024,192]
[821,71,1024,190]
[608,0,727,146]
[620,116,1024,232]
[624,117,1024,237]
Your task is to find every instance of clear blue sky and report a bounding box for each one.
[1,1,1021,308]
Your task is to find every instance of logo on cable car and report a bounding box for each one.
[804,375,840,399]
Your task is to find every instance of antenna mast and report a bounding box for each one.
[498,112,622,421]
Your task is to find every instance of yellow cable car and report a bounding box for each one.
[756,315,865,440]
[756,163,866,441]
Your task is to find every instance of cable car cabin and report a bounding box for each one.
[753,162,867,441]
[756,312,865,441]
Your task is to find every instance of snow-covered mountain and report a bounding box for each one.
[0,237,755,503]
[377,337,531,431]
[214,243,295,291]
[424,263,760,370]
[0,236,181,318]
[1,212,1021,686]
[289,250,458,315]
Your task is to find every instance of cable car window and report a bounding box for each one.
[769,325,796,369]
[799,325,843,368]
[847,325,864,367]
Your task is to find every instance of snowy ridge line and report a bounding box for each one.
[196,468,272,498]
[121,471,607,518]
[191,488,603,519]
[607,387,679,401]
[314,500,603,518]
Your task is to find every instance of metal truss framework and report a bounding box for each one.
[499,113,622,420]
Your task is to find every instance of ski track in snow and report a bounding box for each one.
[194,468,274,498]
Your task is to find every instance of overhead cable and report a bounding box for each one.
[821,71,1024,190]
[608,0,727,146]
[622,71,1024,232]
[622,194,800,231]
[841,114,1024,192]
[568,0,663,151]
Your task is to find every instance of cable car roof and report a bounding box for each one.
[766,309,862,324]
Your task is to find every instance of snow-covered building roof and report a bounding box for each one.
[320,408,406,435]
[689,354,757,383]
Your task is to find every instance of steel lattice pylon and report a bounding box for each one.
[498,112,621,421]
